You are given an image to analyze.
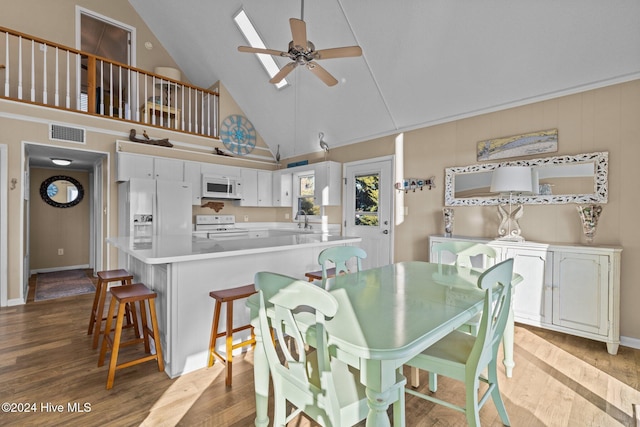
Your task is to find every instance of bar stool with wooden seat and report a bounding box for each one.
[88,269,137,349]
[98,283,164,390]
[208,284,257,387]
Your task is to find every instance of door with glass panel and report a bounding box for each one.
[343,158,394,269]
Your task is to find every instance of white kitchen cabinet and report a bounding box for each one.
[116,152,154,180]
[154,157,184,180]
[313,161,342,206]
[552,251,609,336]
[237,168,258,206]
[429,235,622,354]
[257,170,273,206]
[116,152,183,181]
[237,169,272,207]
[183,161,202,205]
[272,170,293,207]
[201,163,241,178]
[502,245,553,326]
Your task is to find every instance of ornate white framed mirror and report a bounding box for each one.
[444,151,608,206]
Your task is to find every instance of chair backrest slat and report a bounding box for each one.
[432,241,496,269]
[318,246,367,282]
[468,258,514,370]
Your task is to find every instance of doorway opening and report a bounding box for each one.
[76,7,136,114]
[23,143,107,303]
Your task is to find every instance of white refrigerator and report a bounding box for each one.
[118,178,192,238]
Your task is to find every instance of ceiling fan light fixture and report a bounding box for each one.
[233,8,289,89]
[236,3,362,87]
[51,158,72,166]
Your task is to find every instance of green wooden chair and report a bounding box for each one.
[305,246,367,285]
[433,241,497,336]
[431,241,496,269]
[255,275,406,426]
[405,258,514,427]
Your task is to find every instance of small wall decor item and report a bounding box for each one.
[577,204,603,244]
[220,114,257,156]
[129,129,173,147]
[477,128,558,162]
[395,176,435,193]
[443,208,454,237]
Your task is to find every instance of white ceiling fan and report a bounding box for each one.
[237,0,362,87]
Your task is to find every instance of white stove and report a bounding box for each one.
[194,215,250,239]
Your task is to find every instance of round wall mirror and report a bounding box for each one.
[39,175,84,208]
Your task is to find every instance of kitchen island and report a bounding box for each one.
[107,232,362,378]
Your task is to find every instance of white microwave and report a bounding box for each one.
[202,175,242,200]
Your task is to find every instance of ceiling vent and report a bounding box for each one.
[49,124,86,144]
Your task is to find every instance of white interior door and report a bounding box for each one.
[343,157,394,269]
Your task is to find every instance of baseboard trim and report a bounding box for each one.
[621,335,640,351]
[30,264,90,275]
[7,297,25,306]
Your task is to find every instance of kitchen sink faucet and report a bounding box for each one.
[295,210,311,229]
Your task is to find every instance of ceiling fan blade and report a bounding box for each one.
[313,46,362,60]
[307,61,338,86]
[290,18,308,50]
[269,62,298,84]
[238,46,288,57]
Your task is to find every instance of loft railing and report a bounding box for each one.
[0,26,219,138]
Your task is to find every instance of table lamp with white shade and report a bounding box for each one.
[154,67,181,104]
[490,166,533,241]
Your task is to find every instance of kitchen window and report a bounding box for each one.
[294,172,321,223]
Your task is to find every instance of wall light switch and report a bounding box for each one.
[57,248,64,255]
[243,215,249,222]
[404,206,409,216]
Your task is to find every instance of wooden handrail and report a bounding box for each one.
[0,25,219,137]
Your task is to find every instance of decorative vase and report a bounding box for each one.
[443,208,454,237]
[577,204,602,243]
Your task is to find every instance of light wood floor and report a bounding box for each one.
[1,271,639,426]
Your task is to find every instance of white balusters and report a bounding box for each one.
[30,40,35,102]
[4,32,9,97]
[1,27,218,138]
[54,47,59,106]
[42,43,47,104]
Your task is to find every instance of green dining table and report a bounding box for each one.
[248,261,521,427]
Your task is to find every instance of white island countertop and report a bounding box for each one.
[107,233,362,264]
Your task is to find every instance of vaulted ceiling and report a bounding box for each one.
[128,0,640,160]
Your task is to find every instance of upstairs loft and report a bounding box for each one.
[0,26,219,140]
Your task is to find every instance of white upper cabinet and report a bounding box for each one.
[117,153,341,208]
[154,157,184,181]
[201,163,241,178]
[116,152,154,180]
[272,170,293,207]
[238,168,258,206]
[116,152,183,181]
[237,168,272,207]
[183,161,202,205]
[257,170,273,206]
[314,161,342,206]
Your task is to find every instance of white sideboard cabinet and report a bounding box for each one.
[429,235,622,354]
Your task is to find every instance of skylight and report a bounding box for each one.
[233,9,288,89]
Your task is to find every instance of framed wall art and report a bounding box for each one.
[477,128,558,161]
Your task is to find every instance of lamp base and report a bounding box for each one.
[496,203,525,243]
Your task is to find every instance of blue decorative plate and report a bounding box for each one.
[47,183,58,197]
[220,115,257,156]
